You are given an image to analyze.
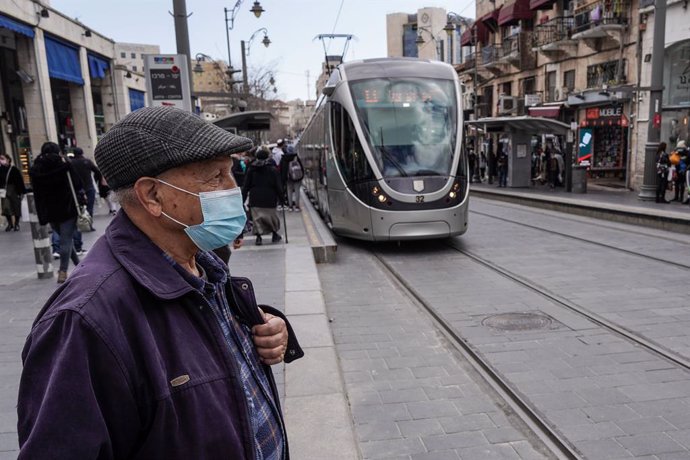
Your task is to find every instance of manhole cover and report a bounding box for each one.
[482,312,553,331]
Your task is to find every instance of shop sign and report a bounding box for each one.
[578,128,593,161]
[524,94,541,107]
[144,54,192,112]
[586,106,622,119]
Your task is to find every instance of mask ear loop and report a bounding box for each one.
[156,179,197,228]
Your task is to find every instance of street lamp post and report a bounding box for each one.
[638,0,667,200]
[241,28,271,94]
[415,27,441,60]
[223,0,264,70]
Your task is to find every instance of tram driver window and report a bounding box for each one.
[350,78,457,178]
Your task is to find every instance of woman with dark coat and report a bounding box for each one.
[0,153,26,231]
[243,146,283,246]
[656,142,670,203]
[30,142,83,283]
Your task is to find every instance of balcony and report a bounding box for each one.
[532,17,577,54]
[586,60,627,89]
[498,32,536,69]
[456,53,476,74]
[480,44,505,72]
[571,1,629,45]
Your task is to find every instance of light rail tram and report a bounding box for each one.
[296,57,469,241]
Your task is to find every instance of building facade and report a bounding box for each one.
[386,8,473,65]
[0,0,157,179]
[114,42,160,115]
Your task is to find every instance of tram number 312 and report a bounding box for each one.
[416,195,425,203]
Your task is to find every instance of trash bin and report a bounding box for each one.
[571,165,588,193]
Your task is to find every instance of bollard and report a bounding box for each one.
[26,193,54,279]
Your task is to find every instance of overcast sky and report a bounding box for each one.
[51,0,475,101]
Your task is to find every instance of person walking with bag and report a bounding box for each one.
[279,145,304,211]
[29,142,83,283]
[69,147,102,227]
[0,153,26,231]
[671,140,689,203]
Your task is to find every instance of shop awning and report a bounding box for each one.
[87,54,109,79]
[466,116,570,135]
[461,23,489,46]
[0,14,34,38]
[45,36,83,85]
[498,0,534,26]
[128,88,145,112]
[528,105,561,118]
[530,0,558,10]
[479,7,502,30]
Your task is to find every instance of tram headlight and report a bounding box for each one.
[372,186,380,196]
[449,191,457,199]
[377,194,388,203]
[452,182,460,192]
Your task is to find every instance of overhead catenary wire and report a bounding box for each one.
[326,0,346,55]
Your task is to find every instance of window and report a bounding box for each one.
[521,77,536,96]
[502,82,512,96]
[132,65,137,71]
[563,70,575,91]
[349,78,457,178]
[330,101,373,184]
[402,24,419,58]
[120,52,126,58]
[546,71,557,102]
[586,60,626,88]
[131,52,136,59]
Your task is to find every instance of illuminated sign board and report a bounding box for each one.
[144,54,192,112]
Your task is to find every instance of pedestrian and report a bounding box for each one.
[98,178,118,216]
[17,106,303,459]
[488,143,497,185]
[272,139,285,169]
[479,151,487,183]
[671,140,688,203]
[69,147,102,226]
[0,153,26,231]
[29,142,83,283]
[244,146,284,245]
[468,147,476,183]
[656,142,671,203]
[497,147,508,188]
[279,145,304,211]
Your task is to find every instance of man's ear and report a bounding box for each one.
[133,177,164,217]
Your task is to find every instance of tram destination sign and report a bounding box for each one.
[143,54,192,112]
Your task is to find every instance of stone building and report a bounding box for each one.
[0,0,157,178]
[114,42,160,115]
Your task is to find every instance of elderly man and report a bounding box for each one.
[17,107,303,459]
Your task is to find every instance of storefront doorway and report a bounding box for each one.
[578,105,629,185]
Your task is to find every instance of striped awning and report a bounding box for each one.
[479,7,502,30]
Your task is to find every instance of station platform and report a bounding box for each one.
[469,181,690,235]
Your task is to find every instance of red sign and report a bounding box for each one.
[653,113,662,128]
[586,107,600,119]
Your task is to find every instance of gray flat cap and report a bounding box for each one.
[94,106,253,190]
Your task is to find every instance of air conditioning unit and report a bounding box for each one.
[463,92,475,110]
[498,95,516,114]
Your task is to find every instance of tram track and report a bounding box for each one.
[468,208,690,272]
[372,250,581,460]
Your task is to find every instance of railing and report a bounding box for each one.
[481,44,501,66]
[457,52,476,72]
[532,17,574,48]
[586,59,627,88]
[501,34,520,58]
[573,1,629,34]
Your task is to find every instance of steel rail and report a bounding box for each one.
[372,251,581,460]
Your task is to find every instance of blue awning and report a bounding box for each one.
[129,88,145,112]
[45,35,83,85]
[87,53,109,79]
[0,14,35,38]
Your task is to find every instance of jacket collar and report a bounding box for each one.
[105,211,198,300]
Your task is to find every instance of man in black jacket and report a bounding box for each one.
[69,147,102,226]
[29,142,83,283]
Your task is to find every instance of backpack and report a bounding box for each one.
[288,157,303,181]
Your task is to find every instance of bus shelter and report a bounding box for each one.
[213,111,273,145]
[465,116,572,189]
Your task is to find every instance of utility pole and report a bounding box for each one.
[306,70,311,100]
[241,40,249,95]
[638,0,667,200]
[172,0,194,109]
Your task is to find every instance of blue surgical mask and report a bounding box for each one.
[157,179,246,251]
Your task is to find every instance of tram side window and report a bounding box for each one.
[330,101,373,184]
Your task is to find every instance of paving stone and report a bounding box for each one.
[356,421,401,442]
[422,430,488,451]
[457,443,521,459]
[616,416,677,436]
[616,433,686,457]
[397,419,445,438]
[359,437,426,459]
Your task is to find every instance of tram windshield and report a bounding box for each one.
[350,77,457,178]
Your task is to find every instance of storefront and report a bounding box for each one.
[0,14,34,184]
[577,104,629,181]
[45,35,83,153]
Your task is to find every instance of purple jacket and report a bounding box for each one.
[17,212,303,459]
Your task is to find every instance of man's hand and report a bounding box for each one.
[232,238,243,250]
[252,309,288,365]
